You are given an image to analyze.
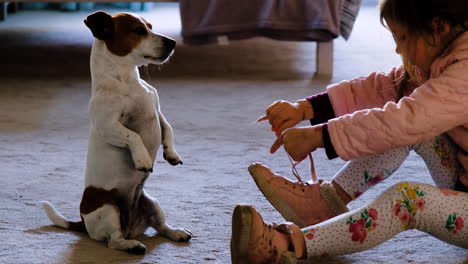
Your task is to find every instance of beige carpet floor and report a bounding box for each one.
[0,3,466,264]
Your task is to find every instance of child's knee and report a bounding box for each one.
[384,182,430,228]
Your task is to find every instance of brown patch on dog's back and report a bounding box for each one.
[80,186,135,233]
[80,186,121,215]
[80,186,157,237]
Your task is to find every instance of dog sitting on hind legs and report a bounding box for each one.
[41,10,191,254]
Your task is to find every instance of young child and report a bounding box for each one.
[248,0,468,228]
[230,0,468,263]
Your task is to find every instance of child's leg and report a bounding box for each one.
[333,134,461,200]
[414,134,461,188]
[333,146,411,200]
[303,182,468,256]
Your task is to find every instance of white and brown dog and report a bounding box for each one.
[41,11,191,254]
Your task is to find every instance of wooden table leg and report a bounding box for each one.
[315,40,334,78]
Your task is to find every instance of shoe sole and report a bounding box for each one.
[231,204,252,264]
[249,164,306,228]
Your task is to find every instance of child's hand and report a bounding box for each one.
[258,99,314,137]
[270,125,324,162]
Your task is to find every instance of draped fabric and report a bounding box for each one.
[180,0,362,44]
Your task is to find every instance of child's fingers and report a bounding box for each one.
[265,100,283,115]
[270,136,283,154]
[275,120,295,136]
[269,104,288,130]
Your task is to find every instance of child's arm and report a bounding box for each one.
[307,66,406,125]
[328,66,406,116]
[328,62,468,161]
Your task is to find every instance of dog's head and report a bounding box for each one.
[84,11,175,66]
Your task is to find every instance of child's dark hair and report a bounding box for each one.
[379,0,468,100]
[379,0,468,36]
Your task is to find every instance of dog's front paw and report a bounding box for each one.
[133,150,153,172]
[163,150,183,166]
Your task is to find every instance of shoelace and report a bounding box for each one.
[285,151,318,184]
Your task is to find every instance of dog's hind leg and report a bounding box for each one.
[83,204,147,254]
[140,192,192,242]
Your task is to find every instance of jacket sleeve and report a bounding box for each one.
[306,93,335,125]
[305,67,404,124]
[328,61,468,161]
[326,66,404,117]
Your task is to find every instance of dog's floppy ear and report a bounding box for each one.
[84,11,114,40]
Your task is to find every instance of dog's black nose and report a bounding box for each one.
[162,37,176,51]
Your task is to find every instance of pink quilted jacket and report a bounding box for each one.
[326,31,468,171]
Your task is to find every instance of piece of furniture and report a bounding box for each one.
[179,0,362,77]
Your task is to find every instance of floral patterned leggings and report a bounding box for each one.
[303,182,468,255]
[333,134,462,199]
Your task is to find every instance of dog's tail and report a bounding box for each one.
[41,201,86,232]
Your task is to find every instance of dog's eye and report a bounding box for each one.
[133,27,147,36]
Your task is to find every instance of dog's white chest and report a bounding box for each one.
[120,94,157,130]
[85,84,162,189]
[119,91,161,155]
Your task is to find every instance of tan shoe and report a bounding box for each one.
[230,204,305,264]
[249,162,349,227]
